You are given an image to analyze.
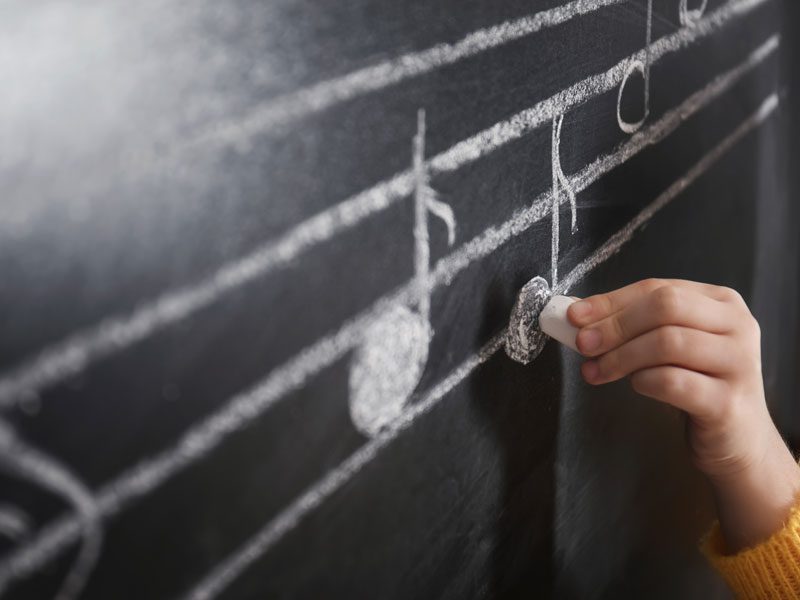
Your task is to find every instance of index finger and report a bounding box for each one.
[567,279,732,327]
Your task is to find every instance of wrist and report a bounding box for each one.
[709,432,800,553]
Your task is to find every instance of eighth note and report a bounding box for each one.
[349,109,456,437]
[679,0,708,26]
[550,113,578,288]
[617,0,653,133]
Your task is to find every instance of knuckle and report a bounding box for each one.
[594,296,613,316]
[731,309,760,342]
[640,278,664,294]
[652,285,682,322]
[719,286,745,305]
[609,315,627,343]
[746,315,761,340]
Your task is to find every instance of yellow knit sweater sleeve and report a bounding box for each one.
[702,497,800,599]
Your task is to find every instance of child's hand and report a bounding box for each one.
[567,279,800,551]
[567,278,764,481]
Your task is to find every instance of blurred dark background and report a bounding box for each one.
[779,0,799,450]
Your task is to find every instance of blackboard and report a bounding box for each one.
[0,0,795,598]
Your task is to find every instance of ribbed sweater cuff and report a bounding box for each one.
[702,498,800,599]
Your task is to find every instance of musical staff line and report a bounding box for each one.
[0,0,769,410]
[185,0,628,150]
[557,101,779,294]
[183,93,780,600]
[0,35,778,593]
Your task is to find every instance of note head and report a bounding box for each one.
[505,276,551,364]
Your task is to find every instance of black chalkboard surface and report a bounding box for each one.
[0,0,796,598]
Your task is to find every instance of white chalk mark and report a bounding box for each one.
[348,110,456,437]
[0,0,769,410]
[505,276,553,364]
[680,0,709,26]
[560,93,780,294]
[0,506,31,542]
[551,120,561,287]
[0,421,102,600]
[617,0,653,133]
[348,305,430,436]
[550,114,578,287]
[185,0,628,150]
[412,109,457,323]
[182,94,779,600]
[183,333,506,600]
[0,34,778,592]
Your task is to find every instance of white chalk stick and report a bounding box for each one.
[538,295,580,352]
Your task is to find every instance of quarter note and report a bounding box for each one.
[349,109,456,437]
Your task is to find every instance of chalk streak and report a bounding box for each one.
[0,507,30,542]
[0,36,778,591]
[181,92,780,600]
[183,335,506,600]
[558,93,780,294]
[0,422,102,600]
[186,0,627,149]
[430,34,778,289]
[0,0,770,409]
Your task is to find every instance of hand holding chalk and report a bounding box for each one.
[567,279,800,553]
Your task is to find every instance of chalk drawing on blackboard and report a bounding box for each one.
[348,109,456,437]
[0,420,102,600]
[0,6,779,594]
[0,505,31,543]
[680,0,709,26]
[183,95,782,600]
[0,0,768,413]
[505,276,552,364]
[617,0,653,134]
[0,34,780,596]
[0,38,778,596]
[550,114,578,287]
[184,0,629,150]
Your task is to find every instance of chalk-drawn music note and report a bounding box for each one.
[550,114,578,288]
[0,420,102,600]
[348,109,456,437]
[617,0,653,134]
[679,0,708,26]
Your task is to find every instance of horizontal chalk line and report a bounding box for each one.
[187,0,627,150]
[0,0,769,409]
[558,93,780,295]
[182,92,780,600]
[0,34,778,592]
[184,334,507,600]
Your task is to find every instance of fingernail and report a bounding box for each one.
[577,328,602,353]
[569,300,592,322]
[582,360,600,383]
